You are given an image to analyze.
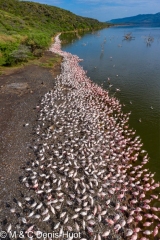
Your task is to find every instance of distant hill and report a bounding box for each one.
[0,0,109,66]
[108,13,160,26]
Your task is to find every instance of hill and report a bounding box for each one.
[108,12,160,26]
[0,0,109,66]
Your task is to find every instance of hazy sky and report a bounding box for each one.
[27,0,160,21]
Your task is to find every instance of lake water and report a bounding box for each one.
[61,26,160,182]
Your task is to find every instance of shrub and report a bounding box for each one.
[9,44,31,64]
[33,48,43,57]
[0,40,19,65]
[25,32,51,52]
[0,51,6,65]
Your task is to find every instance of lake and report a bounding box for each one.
[61,26,160,182]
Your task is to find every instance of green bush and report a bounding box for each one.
[33,48,43,57]
[0,52,6,65]
[9,44,31,64]
[25,32,51,51]
[0,40,19,65]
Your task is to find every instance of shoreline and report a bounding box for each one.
[49,35,160,238]
[0,27,110,76]
[0,34,160,239]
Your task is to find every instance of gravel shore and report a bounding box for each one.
[0,51,61,237]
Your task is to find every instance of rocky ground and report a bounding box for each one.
[0,51,61,236]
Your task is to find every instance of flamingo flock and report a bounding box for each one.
[4,34,160,239]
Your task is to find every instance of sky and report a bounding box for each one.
[26,0,160,21]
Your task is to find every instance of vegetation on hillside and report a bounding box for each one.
[0,0,110,66]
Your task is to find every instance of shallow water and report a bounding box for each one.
[61,26,160,182]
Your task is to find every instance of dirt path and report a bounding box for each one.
[0,51,61,231]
